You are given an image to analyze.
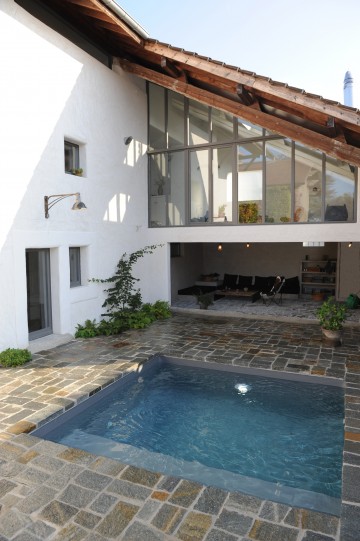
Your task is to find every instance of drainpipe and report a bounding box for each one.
[101,0,149,39]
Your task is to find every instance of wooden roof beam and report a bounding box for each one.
[119,59,360,166]
[144,42,360,126]
[160,58,187,82]
[236,84,255,106]
[66,0,143,44]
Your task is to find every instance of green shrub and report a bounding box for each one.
[0,348,31,367]
[150,300,171,319]
[75,300,171,339]
[75,319,99,338]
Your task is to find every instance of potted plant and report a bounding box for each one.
[194,291,214,310]
[316,296,347,345]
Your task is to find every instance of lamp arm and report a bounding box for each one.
[44,193,80,219]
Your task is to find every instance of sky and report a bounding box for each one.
[117,0,360,108]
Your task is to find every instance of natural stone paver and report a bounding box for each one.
[195,486,228,515]
[95,501,139,538]
[176,511,213,541]
[58,483,97,507]
[249,519,298,541]
[121,465,161,487]
[1,311,359,540]
[122,520,172,541]
[285,508,339,535]
[151,502,186,534]
[168,479,203,507]
[39,500,78,526]
[205,529,239,541]
[107,478,152,501]
[215,508,253,536]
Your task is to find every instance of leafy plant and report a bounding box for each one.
[316,296,347,330]
[0,348,31,367]
[90,245,159,316]
[76,246,171,338]
[75,319,100,338]
[239,202,259,223]
[194,291,214,309]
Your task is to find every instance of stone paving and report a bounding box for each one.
[0,312,360,540]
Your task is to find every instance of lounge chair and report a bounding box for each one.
[260,276,285,305]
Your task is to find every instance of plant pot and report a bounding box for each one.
[321,327,343,346]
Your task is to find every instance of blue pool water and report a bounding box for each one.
[35,357,344,514]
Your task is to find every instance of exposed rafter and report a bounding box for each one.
[119,59,360,166]
[34,0,360,167]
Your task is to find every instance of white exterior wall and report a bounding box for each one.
[1,1,359,350]
[0,1,169,350]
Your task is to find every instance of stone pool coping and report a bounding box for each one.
[0,313,359,540]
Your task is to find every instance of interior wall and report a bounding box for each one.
[338,242,360,300]
[202,242,338,280]
[171,243,203,298]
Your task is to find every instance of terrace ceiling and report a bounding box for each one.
[33,0,360,166]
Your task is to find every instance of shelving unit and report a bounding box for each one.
[301,260,337,299]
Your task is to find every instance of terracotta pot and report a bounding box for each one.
[321,327,343,345]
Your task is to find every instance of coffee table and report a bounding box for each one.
[214,289,260,303]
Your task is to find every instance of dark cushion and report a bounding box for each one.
[254,276,274,291]
[237,275,253,288]
[282,276,300,294]
[223,273,238,289]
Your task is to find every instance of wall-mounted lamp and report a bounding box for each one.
[44,193,87,219]
[124,136,133,145]
[217,243,223,252]
[348,242,353,248]
[246,243,250,248]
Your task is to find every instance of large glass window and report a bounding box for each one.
[149,85,166,150]
[294,143,322,223]
[168,91,185,148]
[189,100,210,145]
[213,147,232,222]
[237,119,263,139]
[238,142,263,223]
[150,154,168,227]
[211,109,234,143]
[190,149,209,222]
[325,158,355,222]
[265,139,292,223]
[147,83,357,227]
[168,151,185,226]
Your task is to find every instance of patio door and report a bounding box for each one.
[26,249,52,340]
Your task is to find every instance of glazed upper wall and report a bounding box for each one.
[148,84,357,229]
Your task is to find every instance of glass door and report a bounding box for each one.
[26,249,52,340]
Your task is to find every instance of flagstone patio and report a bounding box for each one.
[0,313,359,540]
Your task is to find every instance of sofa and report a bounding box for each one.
[222,273,300,295]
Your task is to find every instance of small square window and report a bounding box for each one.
[65,141,80,173]
[69,247,81,287]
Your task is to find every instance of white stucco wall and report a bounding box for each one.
[0,1,165,350]
[1,0,359,350]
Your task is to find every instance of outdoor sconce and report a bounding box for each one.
[217,243,223,252]
[44,192,87,219]
[124,136,133,145]
[348,242,353,247]
[246,243,250,248]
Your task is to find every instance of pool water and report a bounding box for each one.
[35,357,344,514]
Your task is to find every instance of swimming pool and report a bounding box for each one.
[34,356,344,515]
